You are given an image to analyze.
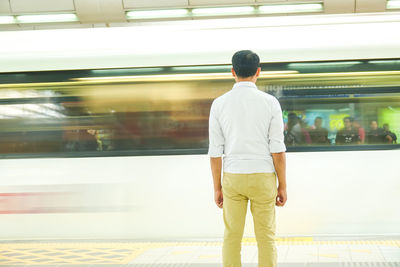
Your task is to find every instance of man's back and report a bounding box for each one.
[208,50,287,267]
[209,81,285,174]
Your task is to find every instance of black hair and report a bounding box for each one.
[315,117,323,121]
[232,50,260,78]
[288,112,299,121]
[343,116,354,122]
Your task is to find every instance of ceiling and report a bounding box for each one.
[0,0,395,30]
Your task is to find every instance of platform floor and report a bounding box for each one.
[0,236,399,266]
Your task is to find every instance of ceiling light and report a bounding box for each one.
[171,65,232,72]
[126,9,188,19]
[192,6,255,16]
[288,61,362,68]
[387,0,400,9]
[368,60,400,64]
[17,13,78,23]
[73,71,298,82]
[0,16,15,24]
[91,68,164,74]
[258,3,323,14]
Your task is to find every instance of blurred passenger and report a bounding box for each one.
[352,118,365,144]
[63,129,97,151]
[366,120,386,144]
[299,119,312,144]
[335,117,360,145]
[284,113,304,146]
[96,129,114,151]
[209,50,286,267]
[383,123,397,144]
[309,117,329,145]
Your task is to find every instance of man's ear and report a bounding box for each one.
[255,67,261,77]
[231,68,236,77]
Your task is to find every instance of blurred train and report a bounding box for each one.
[0,13,399,240]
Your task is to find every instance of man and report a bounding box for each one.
[309,117,330,145]
[208,50,287,267]
[335,116,360,145]
[383,123,397,144]
[284,113,303,146]
[366,120,387,144]
[352,118,365,144]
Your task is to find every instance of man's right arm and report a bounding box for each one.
[269,97,287,207]
[272,152,287,206]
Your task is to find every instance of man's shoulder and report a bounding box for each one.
[212,88,278,106]
[258,90,279,104]
[210,92,229,115]
[212,90,231,105]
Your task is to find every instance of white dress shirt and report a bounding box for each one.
[208,81,286,174]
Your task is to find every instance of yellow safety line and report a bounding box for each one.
[0,244,145,265]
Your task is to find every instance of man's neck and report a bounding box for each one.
[235,77,257,83]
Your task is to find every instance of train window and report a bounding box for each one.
[258,61,400,150]
[0,59,399,158]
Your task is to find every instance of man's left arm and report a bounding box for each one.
[210,157,223,208]
[208,101,225,208]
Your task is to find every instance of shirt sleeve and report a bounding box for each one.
[208,100,225,157]
[269,97,286,153]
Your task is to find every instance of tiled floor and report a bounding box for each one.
[0,237,399,266]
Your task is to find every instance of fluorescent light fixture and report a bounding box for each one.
[126,9,188,19]
[387,0,400,9]
[0,16,15,24]
[289,61,362,68]
[259,3,323,14]
[192,6,255,16]
[368,60,400,64]
[73,71,298,82]
[171,65,232,71]
[17,13,78,23]
[91,68,164,74]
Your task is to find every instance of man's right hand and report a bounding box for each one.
[276,186,287,206]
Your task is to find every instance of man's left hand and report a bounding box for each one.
[214,190,223,209]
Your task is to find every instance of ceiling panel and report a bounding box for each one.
[355,0,386,12]
[33,23,89,30]
[0,24,34,30]
[189,0,255,6]
[324,0,355,13]
[10,0,75,13]
[281,0,322,1]
[255,0,286,2]
[0,0,11,14]
[123,0,189,9]
[75,0,126,23]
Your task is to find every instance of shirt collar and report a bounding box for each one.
[232,81,257,90]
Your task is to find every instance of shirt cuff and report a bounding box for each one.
[269,141,286,153]
[208,145,224,157]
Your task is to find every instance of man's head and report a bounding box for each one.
[343,116,353,129]
[383,123,389,131]
[287,113,299,127]
[231,50,261,82]
[314,117,323,128]
[370,120,378,130]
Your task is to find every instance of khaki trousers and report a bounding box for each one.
[222,172,277,267]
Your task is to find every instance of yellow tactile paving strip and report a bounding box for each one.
[0,238,399,265]
[0,242,152,265]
